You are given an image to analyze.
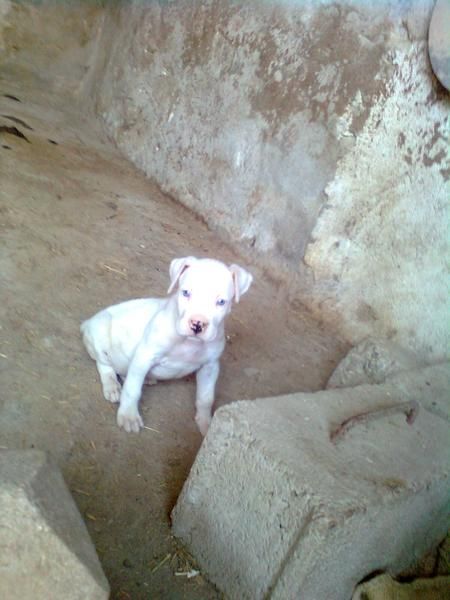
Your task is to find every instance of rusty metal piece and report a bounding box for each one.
[330,400,420,444]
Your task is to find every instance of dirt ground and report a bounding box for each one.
[0,71,347,598]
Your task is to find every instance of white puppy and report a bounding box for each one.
[81,257,252,435]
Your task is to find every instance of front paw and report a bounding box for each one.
[117,406,144,433]
[195,413,212,437]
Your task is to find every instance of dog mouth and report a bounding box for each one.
[178,320,216,342]
[189,330,216,342]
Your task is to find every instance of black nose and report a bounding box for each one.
[191,321,202,335]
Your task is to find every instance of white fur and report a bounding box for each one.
[81,257,252,435]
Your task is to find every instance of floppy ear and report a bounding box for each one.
[229,264,253,303]
[167,256,198,294]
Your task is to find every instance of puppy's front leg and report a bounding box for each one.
[117,341,157,433]
[195,361,220,436]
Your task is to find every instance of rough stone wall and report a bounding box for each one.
[305,41,450,361]
[89,0,394,264]
[0,0,102,98]
[87,0,449,362]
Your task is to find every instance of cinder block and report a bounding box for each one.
[172,365,450,600]
[0,450,109,600]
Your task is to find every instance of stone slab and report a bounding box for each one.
[327,337,421,389]
[352,573,450,600]
[0,450,109,599]
[172,365,450,600]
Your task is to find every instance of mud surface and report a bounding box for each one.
[0,73,347,598]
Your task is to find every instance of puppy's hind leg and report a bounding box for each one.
[97,361,121,404]
[81,312,121,403]
[144,374,158,386]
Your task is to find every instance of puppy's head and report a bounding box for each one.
[167,257,253,342]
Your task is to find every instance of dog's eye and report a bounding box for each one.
[182,289,191,298]
[216,299,226,306]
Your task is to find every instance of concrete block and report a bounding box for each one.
[172,365,450,600]
[327,337,421,389]
[0,450,109,600]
